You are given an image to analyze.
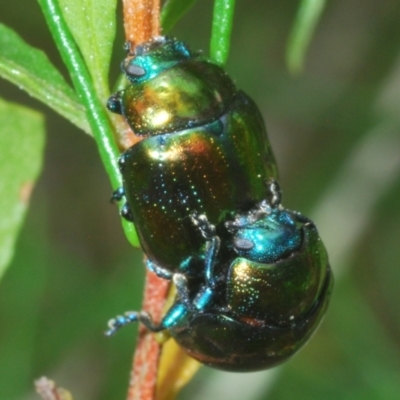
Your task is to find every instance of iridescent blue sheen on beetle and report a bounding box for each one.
[106,37,333,371]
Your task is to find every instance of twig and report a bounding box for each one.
[122,1,166,398]
[123,0,161,45]
[127,268,170,400]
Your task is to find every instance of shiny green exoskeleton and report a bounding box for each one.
[169,186,332,370]
[107,181,332,371]
[108,37,278,271]
[107,37,332,372]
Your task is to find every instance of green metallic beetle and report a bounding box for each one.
[108,36,278,272]
[107,37,333,371]
[107,180,332,371]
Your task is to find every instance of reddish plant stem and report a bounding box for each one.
[123,0,161,45]
[127,269,170,400]
[117,0,161,148]
[121,2,165,400]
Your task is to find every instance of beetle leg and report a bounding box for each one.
[186,235,221,312]
[136,274,192,330]
[265,178,282,207]
[190,212,216,239]
[111,187,125,202]
[159,273,215,329]
[146,258,173,280]
[193,286,214,311]
[104,273,189,335]
[110,187,134,222]
[105,275,191,335]
[105,311,166,335]
[204,236,220,289]
[173,273,190,305]
[161,270,221,327]
[120,203,134,222]
[290,210,314,226]
[190,211,221,287]
[105,312,141,335]
[107,91,124,115]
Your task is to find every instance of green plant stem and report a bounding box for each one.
[286,0,326,74]
[210,0,236,66]
[38,0,120,187]
[37,0,138,246]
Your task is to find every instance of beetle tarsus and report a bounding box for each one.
[121,203,134,222]
[105,311,164,335]
[105,312,139,336]
[111,187,125,203]
[107,93,123,114]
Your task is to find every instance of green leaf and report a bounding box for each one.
[58,0,118,100]
[286,0,327,74]
[0,23,90,133]
[0,214,47,398]
[0,97,46,281]
[161,0,199,33]
[38,0,139,247]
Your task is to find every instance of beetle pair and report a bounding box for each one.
[105,37,332,371]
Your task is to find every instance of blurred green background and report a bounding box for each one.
[1,0,400,399]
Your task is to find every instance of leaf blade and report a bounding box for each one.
[0,97,46,280]
[58,0,118,99]
[0,24,90,133]
[38,0,139,246]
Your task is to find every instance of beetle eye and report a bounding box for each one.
[125,64,146,77]
[234,237,254,250]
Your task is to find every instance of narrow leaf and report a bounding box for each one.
[286,0,327,74]
[210,0,236,66]
[0,97,45,280]
[38,0,139,247]
[0,24,89,133]
[161,0,199,33]
[58,0,118,99]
